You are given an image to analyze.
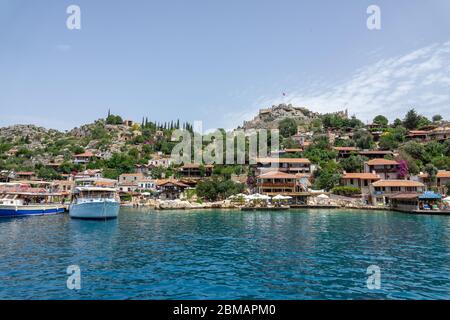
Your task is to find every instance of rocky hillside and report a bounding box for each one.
[0,125,63,147]
[242,104,317,130]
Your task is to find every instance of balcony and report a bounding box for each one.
[258,183,295,188]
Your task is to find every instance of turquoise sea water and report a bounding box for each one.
[0,209,449,300]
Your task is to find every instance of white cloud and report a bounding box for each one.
[226,41,450,127]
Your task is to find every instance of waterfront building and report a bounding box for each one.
[437,171,450,194]
[340,172,380,195]
[156,179,189,200]
[51,180,75,202]
[413,171,450,194]
[118,183,139,193]
[256,171,310,204]
[255,158,313,176]
[390,191,446,212]
[137,178,156,191]
[364,159,400,180]
[370,180,425,206]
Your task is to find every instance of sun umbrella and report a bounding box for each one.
[273,195,292,200]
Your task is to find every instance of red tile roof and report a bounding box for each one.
[372,180,424,187]
[257,157,311,164]
[74,152,95,157]
[257,171,297,179]
[437,171,450,178]
[334,147,359,151]
[367,159,399,166]
[342,173,380,180]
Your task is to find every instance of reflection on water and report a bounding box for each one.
[0,209,449,299]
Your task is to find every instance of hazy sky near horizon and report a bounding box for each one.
[1,0,450,131]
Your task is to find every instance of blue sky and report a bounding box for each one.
[1,0,450,131]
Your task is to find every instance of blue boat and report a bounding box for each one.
[0,186,66,218]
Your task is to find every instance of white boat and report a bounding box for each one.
[69,187,120,220]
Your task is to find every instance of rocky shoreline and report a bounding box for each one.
[121,198,389,211]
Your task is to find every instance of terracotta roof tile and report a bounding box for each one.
[437,171,450,178]
[367,159,399,166]
[342,173,380,180]
[256,157,311,164]
[372,180,424,187]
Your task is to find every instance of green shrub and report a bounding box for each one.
[332,186,361,196]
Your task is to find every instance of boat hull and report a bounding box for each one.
[0,205,65,218]
[69,201,120,220]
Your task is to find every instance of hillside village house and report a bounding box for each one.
[180,164,214,178]
[370,180,425,206]
[364,159,400,180]
[406,130,431,142]
[123,120,134,127]
[270,149,304,157]
[135,164,150,175]
[255,158,313,176]
[119,173,145,185]
[0,170,14,182]
[358,150,394,159]
[148,157,173,168]
[74,177,118,187]
[14,171,37,181]
[73,151,97,165]
[74,169,103,180]
[341,172,381,196]
[430,124,450,141]
[256,171,310,204]
[334,147,359,158]
[5,148,18,157]
[405,124,450,142]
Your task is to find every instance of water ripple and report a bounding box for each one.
[0,209,449,299]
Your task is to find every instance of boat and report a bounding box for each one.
[0,187,66,218]
[69,187,120,220]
